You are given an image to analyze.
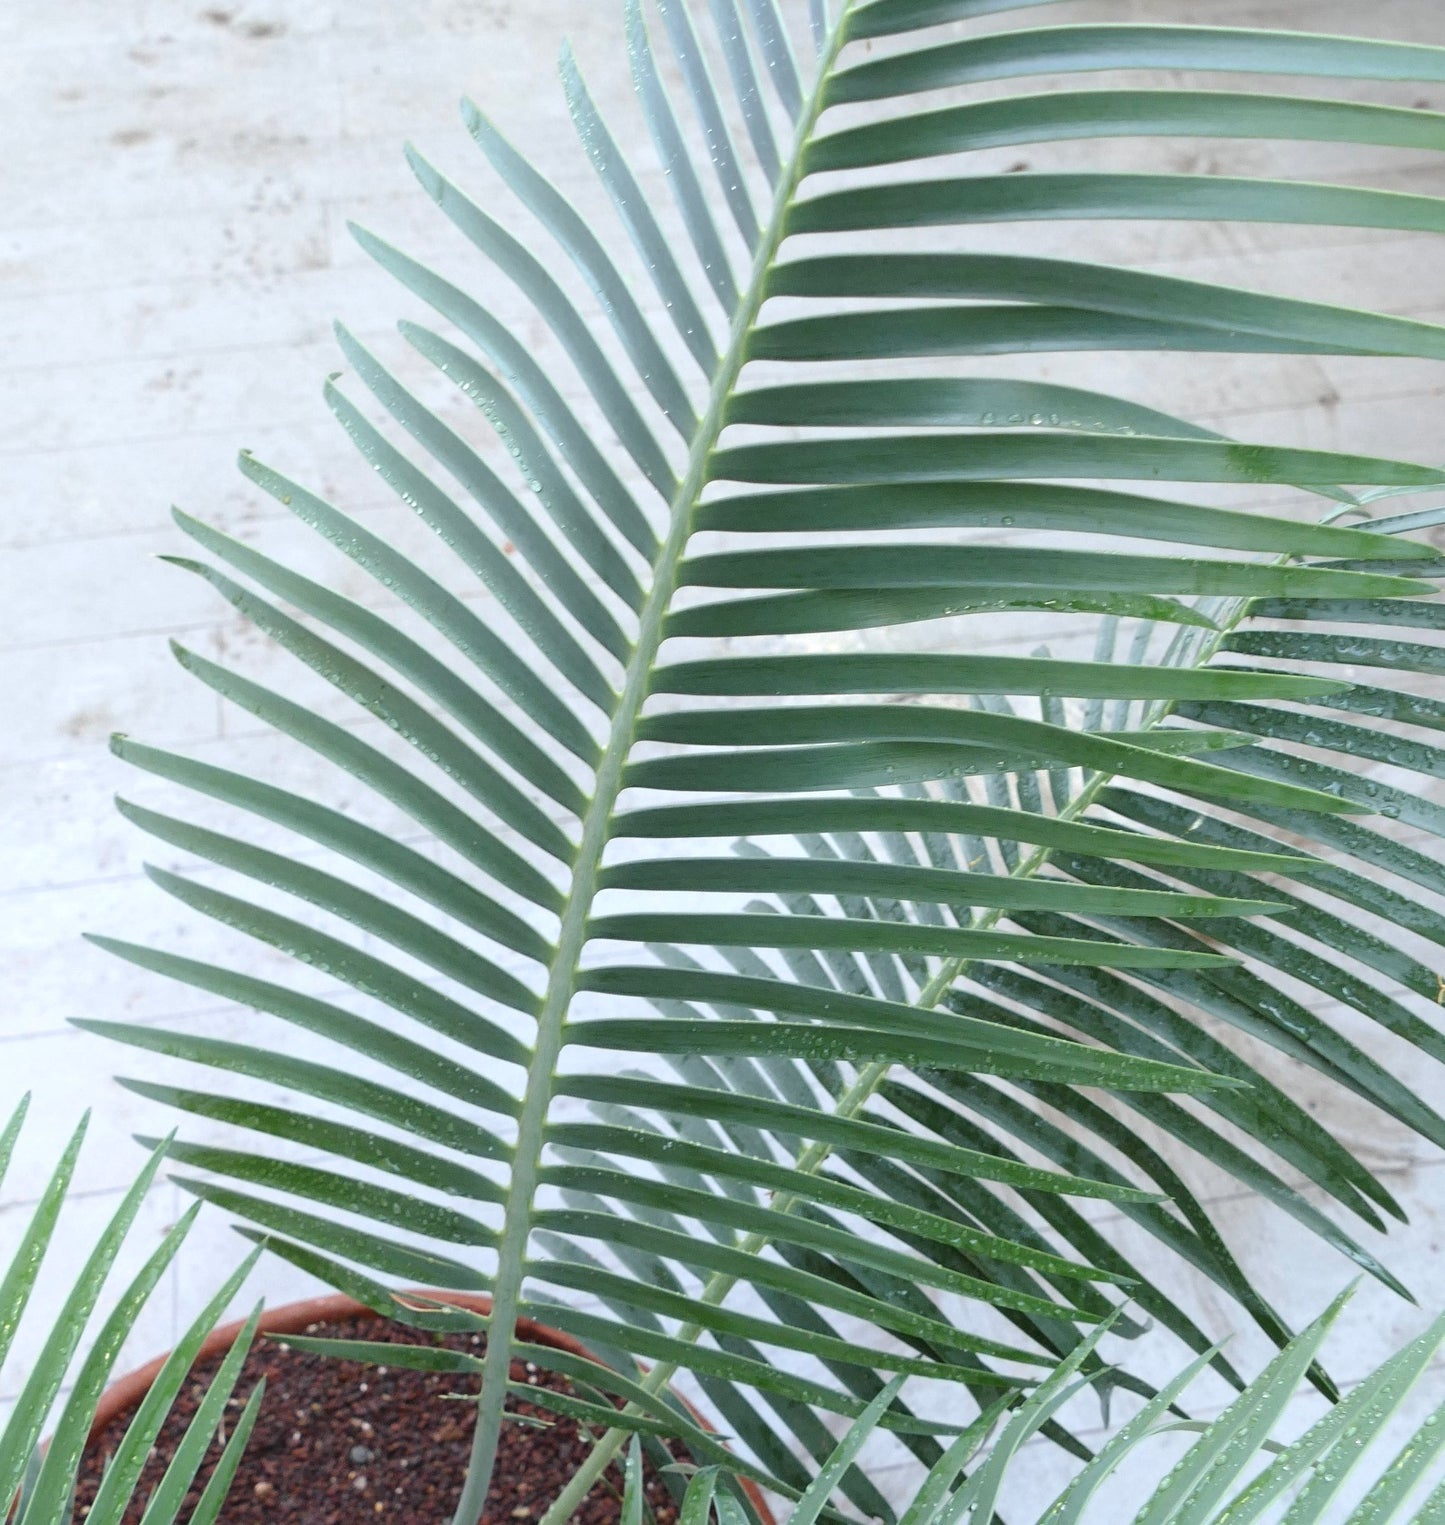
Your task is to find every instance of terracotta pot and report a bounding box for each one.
[88,1290,775,1523]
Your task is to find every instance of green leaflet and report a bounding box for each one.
[786,173,1445,239]
[806,90,1445,171]
[118,799,544,1010]
[560,42,722,368]
[678,544,1425,598]
[123,1081,504,1201]
[653,652,1356,706]
[750,305,1364,361]
[0,1113,260,1525]
[538,1168,1100,1323]
[180,478,609,772]
[461,99,697,434]
[165,641,567,913]
[627,704,1354,812]
[665,586,1220,637]
[1137,1287,1357,1524]
[82,1258,262,1525]
[164,560,577,866]
[781,1289,1445,1524]
[765,254,1445,361]
[403,146,677,495]
[711,433,1445,489]
[111,737,554,963]
[579,966,1236,1082]
[555,1073,1163,1203]
[843,0,1112,38]
[625,0,742,313]
[827,25,1445,104]
[84,1015,518,1144]
[150,1136,498,1246]
[531,1256,1033,1383]
[544,1122,1126,1283]
[323,338,640,683]
[694,482,1432,558]
[792,1379,907,1525]
[612,796,1321,873]
[601,854,1284,917]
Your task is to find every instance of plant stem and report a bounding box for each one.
[528,12,863,1523]
[535,514,1291,1525]
[454,10,855,1519]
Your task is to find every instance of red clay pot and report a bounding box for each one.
[87,1290,774,1523]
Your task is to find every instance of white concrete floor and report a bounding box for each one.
[4,0,1445,1517]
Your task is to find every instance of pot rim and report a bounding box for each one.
[87,1288,775,1523]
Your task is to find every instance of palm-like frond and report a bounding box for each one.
[85,1,1445,1520]
[697,1286,1445,1524]
[743,1287,1445,1525]
[0,1098,261,1525]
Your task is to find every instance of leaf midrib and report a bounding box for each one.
[455,16,857,1519]
[478,8,1353,1519]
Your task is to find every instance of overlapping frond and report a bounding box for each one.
[667,1289,1445,1523]
[87,2,1445,1520]
[0,1099,262,1525]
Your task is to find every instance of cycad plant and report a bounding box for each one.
[0,1099,261,1525]
[80,0,1445,1520]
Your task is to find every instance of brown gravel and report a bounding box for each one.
[74,1314,684,1524]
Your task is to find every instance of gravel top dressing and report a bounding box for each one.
[74,1314,685,1524]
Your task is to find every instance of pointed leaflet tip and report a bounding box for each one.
[403,143,444,202]
[333,323,371,372]
[398,321,452,363]
[459,95,484,136]
[1315,1279,1363,1327]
